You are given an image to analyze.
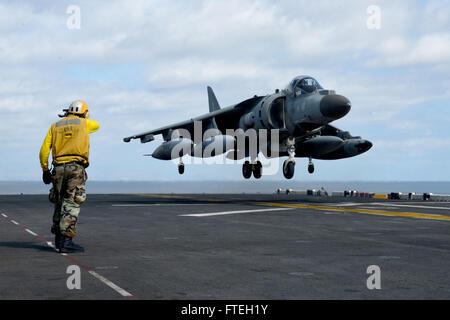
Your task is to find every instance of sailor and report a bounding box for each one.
[39,100,99,253]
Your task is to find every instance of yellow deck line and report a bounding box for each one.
[136,194,450,222]
[255,202,450,221]
[137,194,189,199]
[137,194,226,202]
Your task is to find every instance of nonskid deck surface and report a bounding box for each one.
[1,194,449,299]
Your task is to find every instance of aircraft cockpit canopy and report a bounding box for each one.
[286,76,323,95]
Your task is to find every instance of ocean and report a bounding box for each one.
[1,181,450,195]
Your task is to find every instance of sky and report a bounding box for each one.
[0,0,449,181]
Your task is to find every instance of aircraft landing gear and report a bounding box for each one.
[283,160,295,179]
[242,161,252,179]
[308,157,314,174]
[253,161,262,179]
[283,137,296,179]
[178,160,185,174]
[242,160,262,179]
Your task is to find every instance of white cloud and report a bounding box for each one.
[0,0,449,180]
[387,121,425,130]
[375,32,450,66]
[407,33,450,64]
[374,138,450,151]
[147,59,263,88]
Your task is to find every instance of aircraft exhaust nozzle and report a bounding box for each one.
[151,138,193,160]
[192,135,235,158]
[320,94,351,119]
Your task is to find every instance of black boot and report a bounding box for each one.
[59,235,85,253]
[51,225,61,250]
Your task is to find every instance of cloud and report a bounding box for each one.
[375,32,450,67]
[147,59,264,88]
[374,137,450,157]
[0,0,449,180]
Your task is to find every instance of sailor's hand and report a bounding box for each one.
[42,170,52,185]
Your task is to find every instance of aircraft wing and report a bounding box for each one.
[123,96,263,144]
[123,118,195,143]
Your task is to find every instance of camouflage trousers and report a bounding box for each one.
[49,162,87,238]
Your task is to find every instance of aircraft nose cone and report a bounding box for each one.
[320,94,351,119]
[357,140,373,153]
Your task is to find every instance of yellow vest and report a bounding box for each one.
[51,116,90,167]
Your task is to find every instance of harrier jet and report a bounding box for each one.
[124,76,372,179]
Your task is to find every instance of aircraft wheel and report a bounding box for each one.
[308,164,314,174]
[283,160,295,179]
[178,163,185,174]
[253,161,262,179]
[242,161,252,179]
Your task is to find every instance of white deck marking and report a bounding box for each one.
[1,213,7,218]
[46,241,55,248]
[369,203,450,210]
[327,203,361,207]
[112,203,211,207]
[1,212,135,299]
[88,271,133,297]
[180,207,294,217]
[25,229,37,236]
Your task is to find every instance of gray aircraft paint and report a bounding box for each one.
[124,75,372,179]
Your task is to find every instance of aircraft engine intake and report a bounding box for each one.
[267,97,286,129]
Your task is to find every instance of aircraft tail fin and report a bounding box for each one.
[207,86,220,112]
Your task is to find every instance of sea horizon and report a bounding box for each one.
[1,180,449,195]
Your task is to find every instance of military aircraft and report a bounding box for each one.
[123,75,372,179]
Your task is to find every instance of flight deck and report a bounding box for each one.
[1,194,449,299]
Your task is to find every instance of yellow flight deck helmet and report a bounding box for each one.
[68,100,89,118]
